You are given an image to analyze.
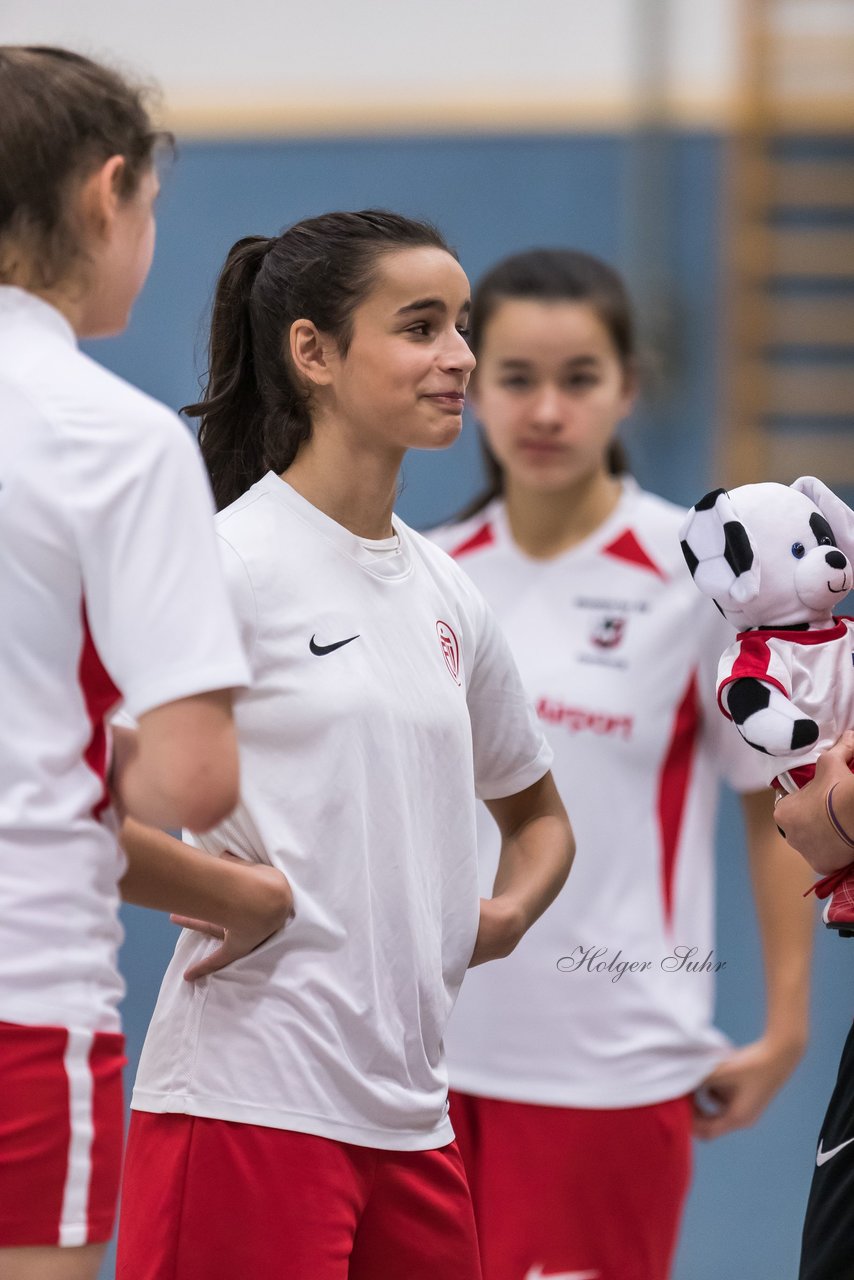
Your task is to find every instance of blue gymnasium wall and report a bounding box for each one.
[93,133,854,1280]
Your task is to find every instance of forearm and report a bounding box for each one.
[491,812,573,935]
[742,789,814,1054]
[119,818,290,936]
[473,772,574,965]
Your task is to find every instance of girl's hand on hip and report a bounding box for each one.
[175,852,294,981]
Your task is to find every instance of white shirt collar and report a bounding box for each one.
[0,285,77,348]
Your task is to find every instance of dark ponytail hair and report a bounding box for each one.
[457,248,636,522]
[0,46,170,287]
[187,209,453,511]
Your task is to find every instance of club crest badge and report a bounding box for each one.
[436,620,461,684]
[591,616,626,650]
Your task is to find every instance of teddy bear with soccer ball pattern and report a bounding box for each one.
[679,476,854,931]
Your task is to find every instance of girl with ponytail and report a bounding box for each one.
[117,210,574,1280]
[188,236,278,508]
[0,48,289,1280]
[430,248,814,1280]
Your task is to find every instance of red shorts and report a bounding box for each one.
[0,1020,125,1247]
[117,1111,482,1280]
[451,1089,693,1280]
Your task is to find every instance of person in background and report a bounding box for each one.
[430,247,815,1280]
[115,210,574,1280]
[774,732,854,1280]
[0,47,291,1280]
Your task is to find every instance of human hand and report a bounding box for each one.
[468,896,526,967]
[775,731,854,874]
[692,1034,805,1140]
[174,852,294,981]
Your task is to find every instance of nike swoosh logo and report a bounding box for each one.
[524,1268,600,1280]
[816,1136,854,1166]
[309,633,360,656]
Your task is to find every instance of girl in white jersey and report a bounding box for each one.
[0,48,292,1280]
[115,210,575,1280]
[430,249,816,1280]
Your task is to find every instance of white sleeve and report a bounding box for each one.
[696,604,770,794]
[216,534,259,677]
[62,406,250,719]
[464,589,553,801]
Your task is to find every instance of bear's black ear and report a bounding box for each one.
[680,539,699,578]
[722,519,755,577]
[678,489,760,606]
[695,487,727,512]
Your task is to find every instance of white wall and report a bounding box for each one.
[1,0,743,132]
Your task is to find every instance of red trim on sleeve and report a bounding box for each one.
[601,529,667,579]
[78,605,121,820]
[657,671,700,929]
[717,671,790,719]
[448,522,495,560]
[716,631,790,718]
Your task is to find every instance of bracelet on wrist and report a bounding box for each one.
[825,784,854,851]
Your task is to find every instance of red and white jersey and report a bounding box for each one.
[132,473,551,1150]
[717,620,854,793]
[431,481,768,1108]
[0,286,249,1034]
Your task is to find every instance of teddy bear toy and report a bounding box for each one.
[679,476,854,933]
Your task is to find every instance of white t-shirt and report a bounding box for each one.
[0,286,250,1034]
[430,482,768,1109]
[717,619,854,793]
[131,473,552,1150]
